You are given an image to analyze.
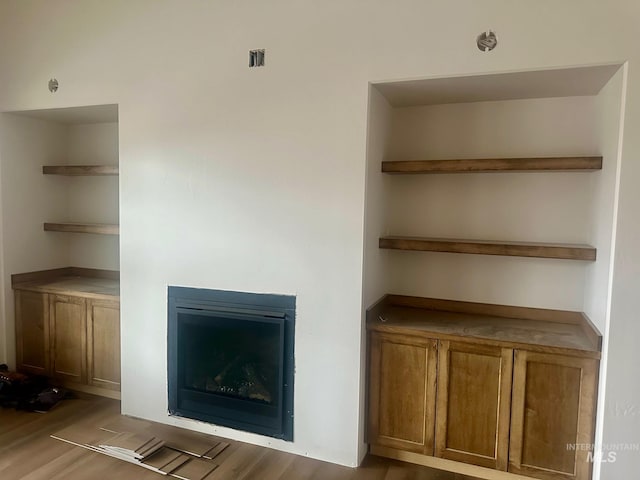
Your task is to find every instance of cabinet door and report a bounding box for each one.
[435,341,513,470]
[509,350,598,480]
[368,332,437,454]
[86,299,121,391]
[50,294,86,384]
[15,290,50,375]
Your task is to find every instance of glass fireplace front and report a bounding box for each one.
[168,287,294,441]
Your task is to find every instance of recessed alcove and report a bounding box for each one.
[1,103,120,271]
[0,104,121,398]
[364,64,625,329]
[362,64,626,478]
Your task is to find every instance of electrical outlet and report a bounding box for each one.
[249,49,265,67]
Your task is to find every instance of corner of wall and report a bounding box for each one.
[591,63,629,480]
[358,83,394,462]
[0,114,8,366]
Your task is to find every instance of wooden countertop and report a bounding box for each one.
[12,267,119,301]
[368,295,601,359]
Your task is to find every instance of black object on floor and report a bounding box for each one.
[23,387,70,412]
[0,367,71,412]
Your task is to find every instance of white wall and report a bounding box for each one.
[584,72,625,326]
[66,122,120,270]
[583,65,628,474]
[384,96,599,312]
[360,86,393,458]
[0,0,639,474]
[601,65,640,476]
[0,114,70,367]
[362,88,393,310]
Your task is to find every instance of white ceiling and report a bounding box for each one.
[374,64,623,107]
[8,104,118,124]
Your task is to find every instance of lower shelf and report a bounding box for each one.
[379,236,596,261]
[44,222,119,235]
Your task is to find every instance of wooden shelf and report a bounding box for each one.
[381,157,602,174]
[44,222,119,235]
[43,165,119,176]
[379,236,596,261]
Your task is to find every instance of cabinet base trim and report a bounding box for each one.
[370,445,532,480]
[55,380,121,400]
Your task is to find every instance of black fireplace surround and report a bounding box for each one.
[168,287,295,441]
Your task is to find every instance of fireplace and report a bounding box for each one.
[168,287,295,441]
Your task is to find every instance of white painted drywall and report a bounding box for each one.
[362,88,393,310]
[583,65,628,476]
[385,96,598,312]
[359,86,393,458]
[66,122,120,270]
[584,72,625,327]
[0,114,70,367]
[600,64,640,477]
[0,1,639,474]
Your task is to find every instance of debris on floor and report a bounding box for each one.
[51,423,229,480]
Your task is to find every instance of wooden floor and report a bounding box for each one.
[0,393,474,480]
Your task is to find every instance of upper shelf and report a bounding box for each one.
[44,223,119,235]
[43,165,119,176]
[379,236,596,261]
[381,156,602,174]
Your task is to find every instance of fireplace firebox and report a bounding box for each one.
[168,287,295,441]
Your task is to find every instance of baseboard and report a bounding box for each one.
[369,445,533,480]
[57,381,121,400]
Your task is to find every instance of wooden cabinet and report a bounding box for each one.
[13,269,120,399]
[509,351,598,480]
[86,298,121,391]
[367,296,601,480]
[50,294,87,384]
[435,341,513,470]
[368,332,437,455]
[15,290,50,376]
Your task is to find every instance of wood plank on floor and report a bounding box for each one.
[231,448,296,480]
[0,393,478,480]
[205,442,267,480]
[100,418,229,459]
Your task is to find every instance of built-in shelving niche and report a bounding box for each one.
[379,156,603,261]
[362,63,626,478]
[363,63,625,321]
[0,103,120,273]
[42,160,119,237]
